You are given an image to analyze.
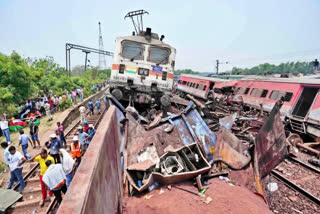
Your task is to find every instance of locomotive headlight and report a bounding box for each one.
[138,68,149,76]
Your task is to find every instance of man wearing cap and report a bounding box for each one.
[47,134,62,163]
[79,105,86,123]
[88,124,96,143]
[29,149,55,206]
[70,136,81,166]
[77,126,90,154]
[83,121,89,133]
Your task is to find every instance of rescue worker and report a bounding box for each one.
[70,136,81,166]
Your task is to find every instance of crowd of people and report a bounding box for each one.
[0,83,107,207]
[1,118,97,206]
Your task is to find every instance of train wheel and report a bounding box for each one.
[111,89,123,101]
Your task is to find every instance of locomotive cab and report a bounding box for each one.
[110,27,176,104]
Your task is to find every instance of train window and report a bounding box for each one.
[203,85,207,91]
[195,84,199,89]
[187,82,192,87]
[237,87,250,95]
[162,71,167,81]
[122,41,144,60]
[250,88,268,98]
[148,47,170,64]
[178,80,181,84]
[269,90,293,102]
[182,81,187,85]
[261,89,268,98]
[284,92,293,102]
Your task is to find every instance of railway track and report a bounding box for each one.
[267,156,320,213]
[8,104,106,214]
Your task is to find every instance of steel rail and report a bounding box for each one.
[271,170,320,205]
[288,156,320,174]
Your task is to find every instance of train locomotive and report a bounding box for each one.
[110,10,176,105]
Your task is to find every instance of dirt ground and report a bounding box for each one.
[123,179,272,214]
[0,110,64,185]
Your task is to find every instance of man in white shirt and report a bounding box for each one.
[79,105,86,122]
[7,146,26,193]
[43,160,67,204]
[0,114,11,144]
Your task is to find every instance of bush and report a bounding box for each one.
[59,98,73,111]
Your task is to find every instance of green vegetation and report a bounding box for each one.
[230,61,314,76]
[174,69,200,75]
[0,51,110,116]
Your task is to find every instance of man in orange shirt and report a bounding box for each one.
[29,149,55,206]
[70,136,81,167]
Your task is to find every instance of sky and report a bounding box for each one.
[1,0,320,73]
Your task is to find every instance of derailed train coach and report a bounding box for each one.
[110,27,176,104]
[176,74,320,138]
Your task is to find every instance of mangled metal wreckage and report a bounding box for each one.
[105,93,289,200]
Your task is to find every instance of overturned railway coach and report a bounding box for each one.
[176,74,320,138]
[110,28,176,103]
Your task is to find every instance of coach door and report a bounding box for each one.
[292,87,319,118]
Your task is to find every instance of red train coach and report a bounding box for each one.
[176,74,320,138]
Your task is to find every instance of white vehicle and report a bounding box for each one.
[110,10,176,104]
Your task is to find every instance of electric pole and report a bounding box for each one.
[98,22,106,70]
[215,60,229,74]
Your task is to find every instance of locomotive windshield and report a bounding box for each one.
[148,47,169,64]
[122,41,143,60]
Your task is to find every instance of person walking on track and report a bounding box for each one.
[42,160,67,205]
[88,99,94,116]
[18,130,33,159]
[7,146,26,194]
[29,149,55,207]
[95,99,101,114]
[77,126,90,154]
[79,105,86,123]
[56,122,67,148]
[59,148,75,188]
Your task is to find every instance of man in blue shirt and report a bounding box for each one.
[77,126,90,154]
[46,134,62,164]
[95,99,101,114]
[88,124,96,143]
[18,130,32,159]
[88,100,94,116]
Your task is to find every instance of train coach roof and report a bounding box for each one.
[240,76,320,85]
[116,35,174,50]
[180,74,230,82]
